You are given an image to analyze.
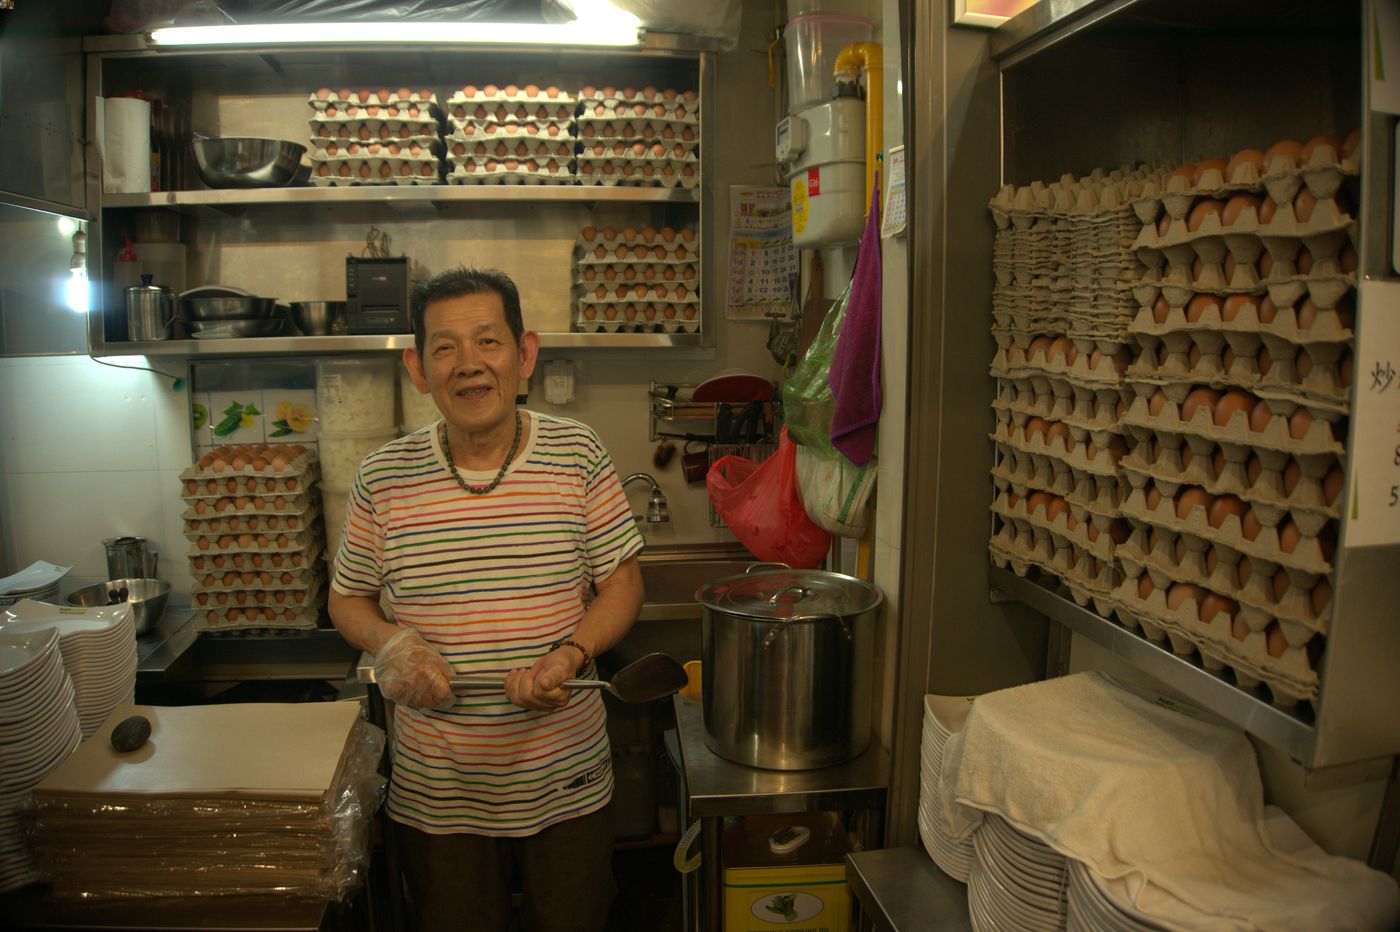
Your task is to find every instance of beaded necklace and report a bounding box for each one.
[441,411,522,496]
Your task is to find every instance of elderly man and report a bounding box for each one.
[329,266,645,932]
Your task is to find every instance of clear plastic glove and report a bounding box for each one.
[504,647,579,712]
[373,628,454,710]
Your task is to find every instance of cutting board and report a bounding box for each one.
[35,702,361,801]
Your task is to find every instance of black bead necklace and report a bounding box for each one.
[442,411,522,496]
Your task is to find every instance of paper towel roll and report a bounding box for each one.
[101,97,152,195]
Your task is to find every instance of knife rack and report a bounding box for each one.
[647,381,782,444]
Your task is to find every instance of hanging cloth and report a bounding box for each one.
[827,170,882,467]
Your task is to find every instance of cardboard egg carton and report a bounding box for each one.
[316,101,441,123]
[987,520,1121,601]
[309,137,439,161]
[576,280,698,306]
[576,231,698,263]
[311,148,439,174]
[1126,341,1351,411]
[446,161,574,185]
[185,528,323,559]
[181,446,317,482]
[448,120,573,144]
[574,303,699,331]
[446,97,575,123]
[195,604,320,633]
[993,373,1129,432]
[576,157,698,188]
[993,436,1127,516]
[182,502,320,535]
[990,487,1123,563]
[450,84,575,104]
[579,86,697,110]
[989,344,1131,392]
[448,140,573,162]
[1117,442,1340,531]
[1133,197,1356,275]
[194,565,320,592]
[1129,290,1354,350]
[577,97,698,123]
[574,262,699,288]
[579,140,697,163]
[308,88,439,109]
[990,416,1121,479]
[1119,384,1344,461]
[194,573,323,605]
[576,118,699,146]
[307,112,440,139]
[310,171,439,187]
[189,542,321,575]
[1131,259,1355,317]
[182,467,318,500]
[1119,483,1334,576]
[1111,574,1317,705]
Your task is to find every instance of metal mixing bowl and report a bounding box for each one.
[290,301,345,335]
[191,136,306,188]
[180,285,279,321]
[66,578,170,636]
[188,317,287,338]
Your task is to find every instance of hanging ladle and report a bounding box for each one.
[450,652,689,704]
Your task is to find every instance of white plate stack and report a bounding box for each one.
[0,560,71,608]
[918,695,976,880]
[1066,860,1164,931]
[968,814,1068,931]
[1,600,138,738]
[0,627,82,893]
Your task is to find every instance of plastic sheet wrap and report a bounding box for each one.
[26,716,386,901]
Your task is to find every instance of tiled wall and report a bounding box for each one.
[0,354,194,604]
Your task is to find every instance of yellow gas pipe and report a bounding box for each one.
[833,41,883,218]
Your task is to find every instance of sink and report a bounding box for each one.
[636,547,761,621]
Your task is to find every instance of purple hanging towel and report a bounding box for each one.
[828,171,883,467]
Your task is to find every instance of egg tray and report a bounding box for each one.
[1126,347,1351,412]
[188,543,321,575]
[182,467,319,499]
[577,241,698,264]
[1118,443,1340,529]
[1133,198,1355,272]
[186,528,324,559]
[989,346,1130,392]
[987,172,1157,226]
[445,164,574,185]
[446,99,575,123]
[579,141,698,164]
[308,89,439,109]
[994,376,1129,431]
[447,120,574,143]
[572,311,698,334]
[989,418,1121,480]
[180,489,316,515]
[194,562,320,590]
[447,138,574,161]
[574,305,699,328]
[181,448,318,483]
[1131,145,1359,227]
[310,121,440,143]
[1111,576,1317,706]
[1118,533,1331,640]
[310,136,440,157]
[449,156,573,178]
[311,154,441,182]
[989,488,1124,564]
[194,577,324,609]
[194,605,320,633]
[1119,484,1333,577]
[182,501,321,535]
[574,264,699,289]
[576,158,699,187]
[577,99,698,123]
[579,88,697,111]
[448,85,577,104]
[310,173,440,187]
[309,98,441,121]
[988,525,1120,599]
[575,282,698,306]
[992,443,1125,518]
[576,118,699,147]
[1119,385,1344,462]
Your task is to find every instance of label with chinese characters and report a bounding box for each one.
[1346,280,1400,547]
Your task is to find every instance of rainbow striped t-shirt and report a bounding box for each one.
[331,410,645,836]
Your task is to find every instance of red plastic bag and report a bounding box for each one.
[706,427,832,568]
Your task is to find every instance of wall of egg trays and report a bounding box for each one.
[305,84,698,187]
[987,132,1359,711]
[572,224,699,333]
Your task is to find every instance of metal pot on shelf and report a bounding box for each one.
[695,564,881,770]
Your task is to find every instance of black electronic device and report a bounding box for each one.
[345,256,411,334]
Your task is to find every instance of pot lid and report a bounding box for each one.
[697,568,881,620]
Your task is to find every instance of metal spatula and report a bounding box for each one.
[451,652,689,704]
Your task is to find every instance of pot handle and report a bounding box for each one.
[761,613,852,649]
[745,561,790,574]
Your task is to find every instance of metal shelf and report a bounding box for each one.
[988,564,1317,762]
[103,185,699,210]
[93,329,703,357]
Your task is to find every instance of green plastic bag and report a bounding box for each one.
[782,278,853,454]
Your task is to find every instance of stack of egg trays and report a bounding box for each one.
[179,448,326,633]
[307,88,443,185]
[575,86,698,188]
[1108,137,1359,706]
[443,86,576,185]
[572,225,700,333]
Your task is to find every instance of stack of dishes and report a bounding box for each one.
[1,600,138,738]
[918,695,976,880]
[0,560,70,608]
[181,285,286,339]
[0,627,82,893]
[969,813,1068,931]
[1067,860,1164,931]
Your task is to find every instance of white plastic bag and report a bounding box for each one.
[794,444,874,538]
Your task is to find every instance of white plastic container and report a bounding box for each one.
[315,356,397,432]
[783,13,873,112]
[399,366,442,432]
[320,483,350,561]
[318,426,398,488]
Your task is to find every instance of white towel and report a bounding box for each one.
[936,672,1400,931]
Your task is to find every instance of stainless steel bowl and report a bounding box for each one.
[180,285,278,321]
[191,135,306,189]
[290,301,345,335]
[66,578,170,636]
[189,317,287,338]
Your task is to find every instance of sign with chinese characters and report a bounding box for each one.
[1346,280,1400,547]
[726,186,798,321]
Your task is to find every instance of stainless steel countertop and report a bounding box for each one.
[671,693,889,818]
[135,610,198,681]
[845,848,972,932]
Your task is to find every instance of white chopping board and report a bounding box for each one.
[35,702,362,801]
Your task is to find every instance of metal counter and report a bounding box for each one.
[135,610,199,682]
[845,847,972,932]
[671,694,889,931]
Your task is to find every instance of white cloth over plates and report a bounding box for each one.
[936,671,1400,931]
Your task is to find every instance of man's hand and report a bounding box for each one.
[504,645,583,712]
[373,628,454,710]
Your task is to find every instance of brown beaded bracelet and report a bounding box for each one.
[548,637,591,673]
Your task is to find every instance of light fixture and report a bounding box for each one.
[65,228,90,314]
[149,3,643,49]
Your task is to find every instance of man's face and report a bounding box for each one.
[403,291,538,437]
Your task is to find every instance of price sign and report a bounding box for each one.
[1346,280,1400,547]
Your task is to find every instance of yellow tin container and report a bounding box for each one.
[721,812,851,932]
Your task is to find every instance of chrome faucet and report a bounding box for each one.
[622,473,670,523]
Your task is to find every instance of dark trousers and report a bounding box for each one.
[394,802,616,932]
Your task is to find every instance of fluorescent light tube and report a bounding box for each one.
[148,20,643,48]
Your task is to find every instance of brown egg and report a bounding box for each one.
[1157,213,1173,238]
[1266,624,1289,658]
[1237,556,1255,586]
[1005,491,1020,509]
[1027,491,1051,515]
[1245,453,1265,487]
[1295,349,1314,379]
[1027,336,1054,363]
[1046,497,1070,523]
[1208,494,1249,529]
[1152,295,1171,323]
[1108,519,1131,545]
[1085,521,1100,543]
[1187,198,1225,232]
[1220,295,1254,323]
[1296,245,1314,276]
[1049,336,1076,365]
[1148,389,1170,417]
[1318,525,1337,561]
[1176,486,1214,520]
[1225,147,1265,180]
[1222,345,1239,373]
[1166,583,1205,613]
[1168,163,1197,185]
[1264,139,1304,168]
[1192,158,1227,185]
[1137,575,1154,600]
[1241,509,1263,541]
[1231,615,1251,641]
[1294,188,1318,223]
[1186,294,1219,323]
[1045,422,1076,453]
[1258,197,1278,225]
[1342,128,1362,159]
[1257,296,1280,324]
[1182,387,1221,423]
[1288,407,1315,440]
[1338,242,1359,273]
[1213,390,1256,427]
[1145,486,1164,511]
[1278,519,1303,553]
[1248,401,1273,434]
[1270,568,1291,602]
[1310,578,1333,616]
[1221,193,1263,226]
[1199,592,1239,625]
[1023,417,1049,441]
[1301,133,1343,163]
[1323,465,1344,505]
[1257,251,1275,280]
